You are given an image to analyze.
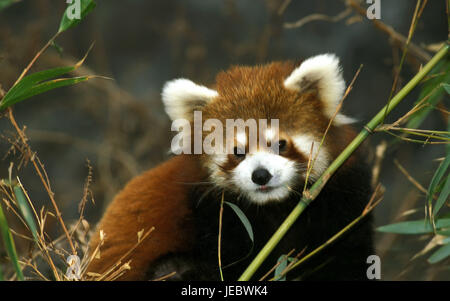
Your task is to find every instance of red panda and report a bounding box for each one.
[86,54,374,280]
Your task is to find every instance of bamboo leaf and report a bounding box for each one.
[431,121,450,217]
[274,255,294,281]
[220,202,255,270]
[58,0,96,33]
[406,60,450,130]
[443,83,450,94]
[13,185,38,243]
[10,76,95,109]
[433,173,450,217]
[0,203,24,280]
[224,201,254,243]
[1,52,86,103]
[411,234,448,261]
[428,242,450,264]
[0,50,97,111]
[377,218,450,234]
[5,65,76,101]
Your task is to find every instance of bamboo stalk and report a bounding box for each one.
[238,43,449,281]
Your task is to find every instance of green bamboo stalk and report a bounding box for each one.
[238,43,449,281]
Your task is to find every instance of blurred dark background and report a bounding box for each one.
[0,0,448,280]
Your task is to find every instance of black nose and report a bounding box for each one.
[251,168,272,185]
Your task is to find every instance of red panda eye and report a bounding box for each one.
[277,140,287,152]
[233,146,246,158]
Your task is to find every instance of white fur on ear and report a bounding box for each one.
[162,78,218,121]
[284,54,355,125]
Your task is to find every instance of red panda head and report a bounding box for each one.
[162,54,355,204]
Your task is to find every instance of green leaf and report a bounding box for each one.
[0,203,24,280]
[444,83,450,94]
[13,185,39,243]
[406,60,450,130]
[0,65,76,109]
[274,254,295,281]
[224,201,254,243]
[428,242,450,263]
[222,201,255,269]
[5,65,76,101]
[7,76,93,108]
[431,121,450,217]
[377,218,450,234]
[58,0,96,33]
[433,173,450,217]
[0,0,20,11]
[0,51,98,111]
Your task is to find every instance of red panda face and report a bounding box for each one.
[162,54,355,204]
[225,134,302,204]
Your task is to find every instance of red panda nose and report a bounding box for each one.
[251,168,272,186]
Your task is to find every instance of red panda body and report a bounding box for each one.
[86,55,374,280]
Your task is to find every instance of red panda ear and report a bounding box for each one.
[284,54,355,125]
[162,78,218,121]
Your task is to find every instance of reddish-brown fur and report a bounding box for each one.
[205,62,329,137]
[86,155,204,280]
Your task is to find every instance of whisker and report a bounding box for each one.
[286,185,303,197]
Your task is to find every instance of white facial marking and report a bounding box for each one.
[292,134,330,179]
[236,131,247,146]
[265,128,276,141]
[232,152,297,204]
